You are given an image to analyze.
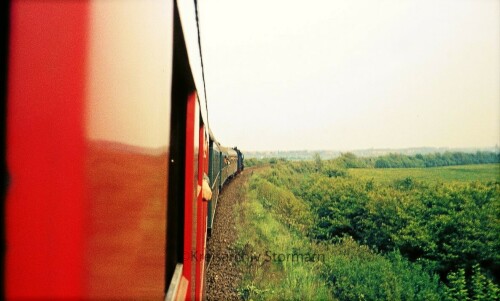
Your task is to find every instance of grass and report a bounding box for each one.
[235,171,334,301]
[348,163,500,184]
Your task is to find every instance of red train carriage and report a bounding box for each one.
[1,0,241,300]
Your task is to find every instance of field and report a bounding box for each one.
[349,163,500,184]
[235,160,500,300]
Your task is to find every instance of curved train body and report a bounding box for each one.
[206,139,244,234]
[2,0,241,299]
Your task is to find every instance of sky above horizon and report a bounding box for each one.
[200,0,499,151]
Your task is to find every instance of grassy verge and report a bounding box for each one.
[234,168,332,300]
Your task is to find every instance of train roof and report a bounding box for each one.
[208,129,218,143]
[177,0,209,129]
[177,2,241,159]
[218,146,237,156]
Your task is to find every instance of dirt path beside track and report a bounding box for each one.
[205,168,253,301]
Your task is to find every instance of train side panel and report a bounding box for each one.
[7,1,174,299]
[180,93,200,300]
[220,148,228,187]
[6,0,173,299]
[85,1,172,298]
[5,0,211,300]
[208,139,221,233]
[195,124,209,300]
[6,2,89,297]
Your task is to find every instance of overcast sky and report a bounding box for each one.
[200,0,499,151]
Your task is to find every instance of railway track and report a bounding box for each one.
[205,168,256,300]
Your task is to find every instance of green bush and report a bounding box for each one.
[444,265,500,301]
[322,238,442,301]
[241,162,500,300]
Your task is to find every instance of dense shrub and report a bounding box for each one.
[323,238,442,301]
[248,161,500,300]
[444,265,500,301]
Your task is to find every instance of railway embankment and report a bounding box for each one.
[206,169,253,300]
[208,161,500,300]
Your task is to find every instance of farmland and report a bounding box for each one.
[350,163,499,184]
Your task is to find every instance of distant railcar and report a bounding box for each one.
[206,142,243,234]
[207,132,222,234]
[234,147,245,173]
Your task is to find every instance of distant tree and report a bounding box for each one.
[314,153,323,172]
[375,158,391,168]
[337,152,367,168]
[372,151,499,169]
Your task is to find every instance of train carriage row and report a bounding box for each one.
[207,134,244,234]
[1,0,242,300]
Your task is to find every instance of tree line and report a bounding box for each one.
[246,151,500,170]
[335,151,500,169]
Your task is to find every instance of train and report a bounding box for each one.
[207,135,244,235]
[2,0,242,300]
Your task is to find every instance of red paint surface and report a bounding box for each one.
[183,93,198,300]
[6,1,88,298]
[195,124,206,300]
